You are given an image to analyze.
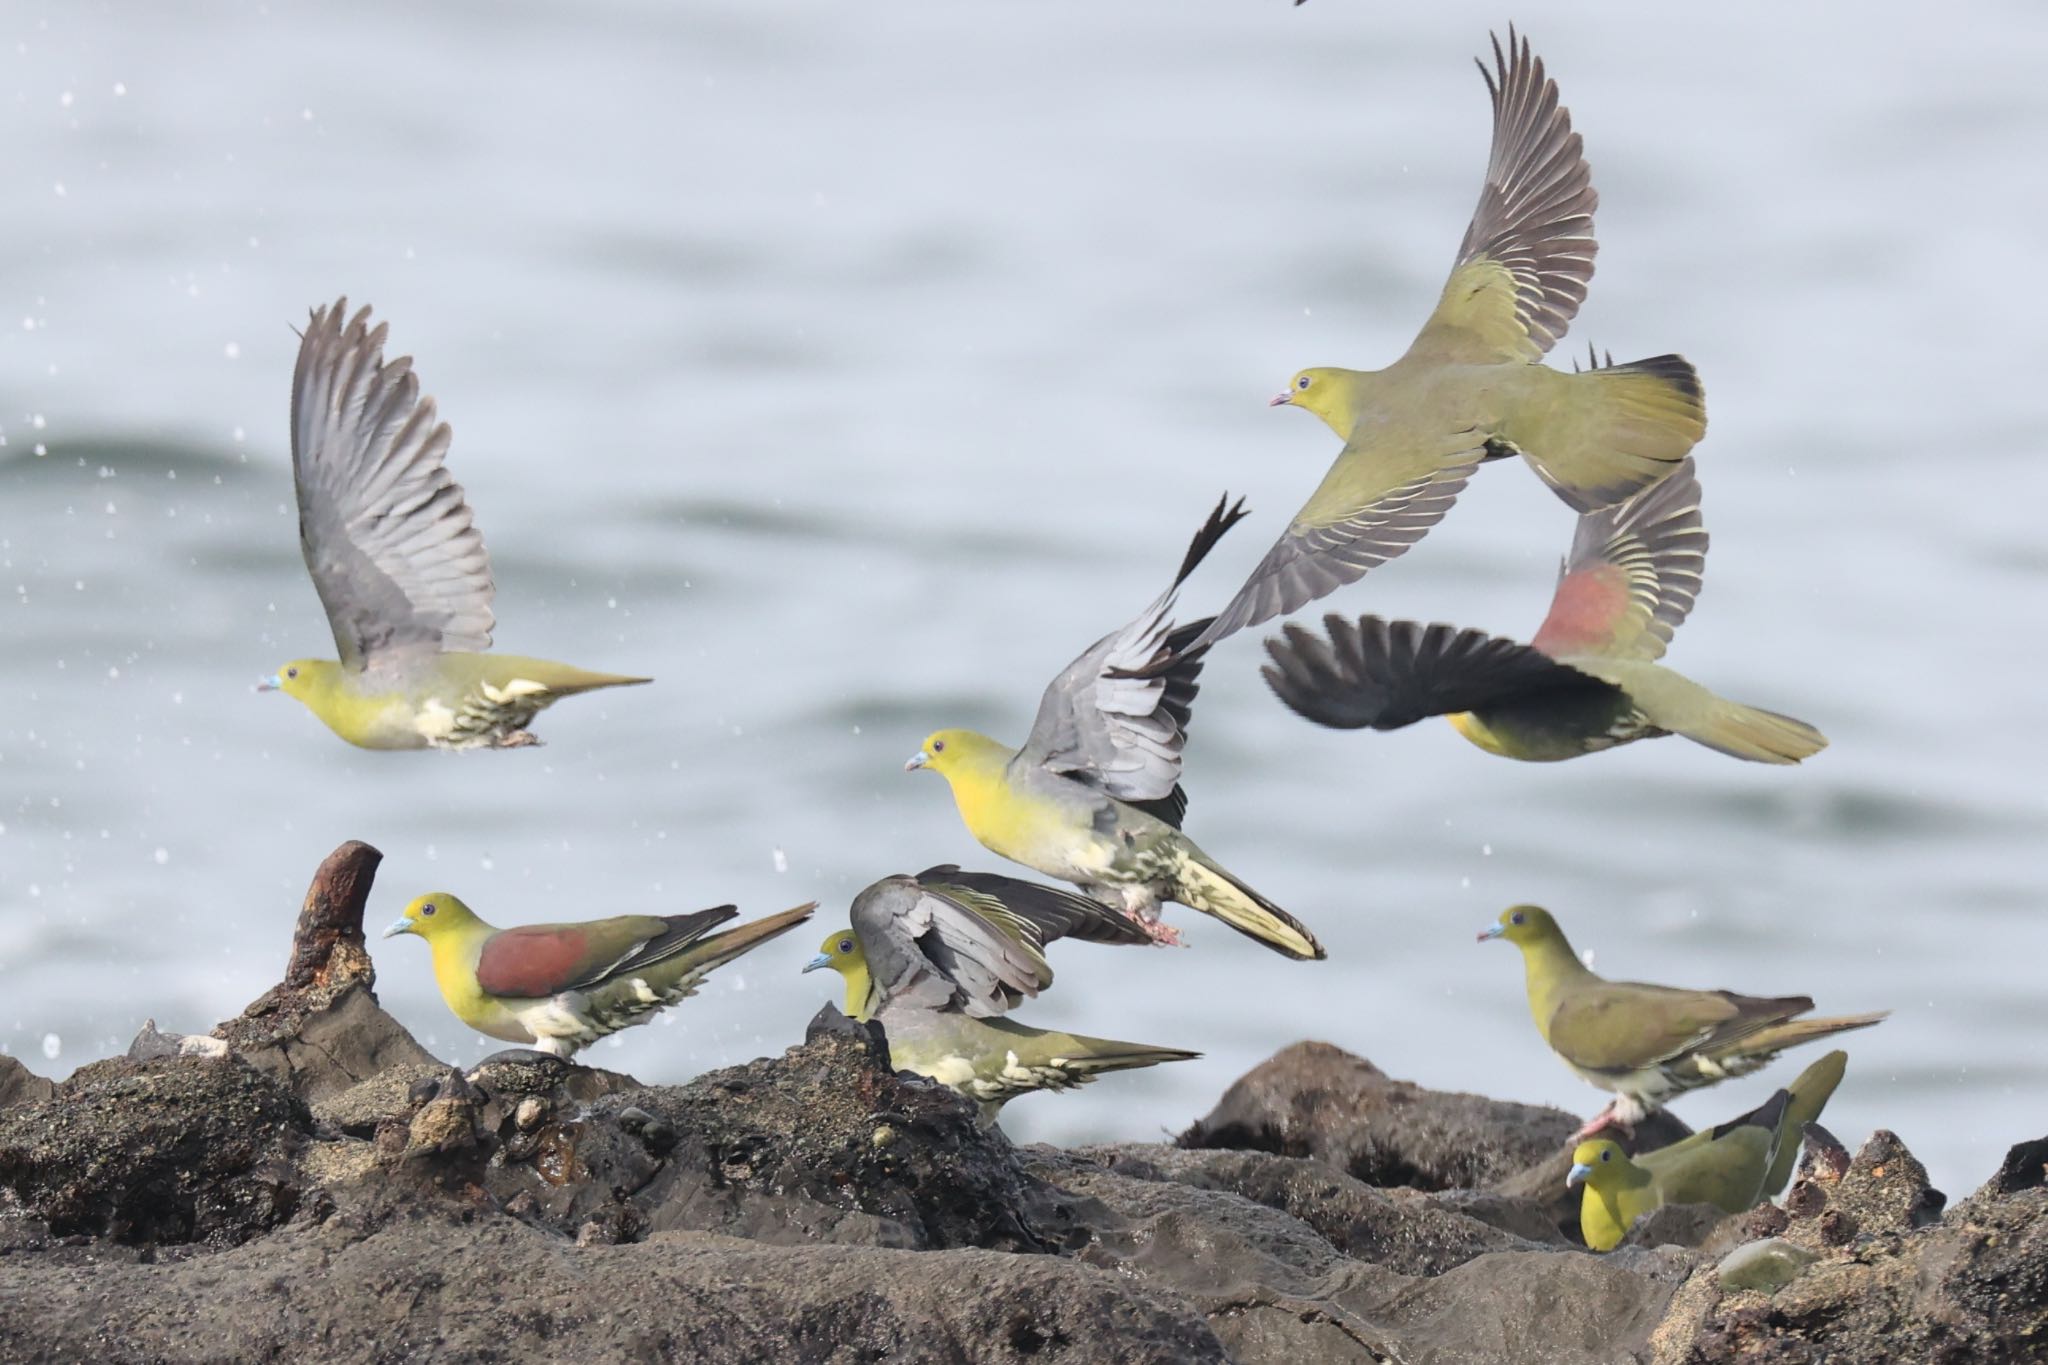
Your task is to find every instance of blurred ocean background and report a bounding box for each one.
[2,1,2042,1199]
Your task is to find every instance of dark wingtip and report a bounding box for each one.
[1170,493,1250,591]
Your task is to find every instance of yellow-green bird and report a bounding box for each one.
[260,298,650,749]
[1571,1049,1847,1250]
[1260,459,1828,764]
[382,891,815,1057]
[905,496,1326,960]
[1481,905,1884,1138]
[1198,30,1706,645]
[805,870,1195,1123]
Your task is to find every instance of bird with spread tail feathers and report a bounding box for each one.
[1481,906,1883,1137]
[805,868,1194,1123]
[261,298,649,749]
[383,892,814,1057]
[1197,29,1706,647]
[1569,1049,1849,1251]
[1260,459,1828,764]
[904,496,1326,960]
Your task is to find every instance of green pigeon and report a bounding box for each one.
[1260,459,1828,764]
[805,870,1195,1123]
[383,891,815,1057]
[261,298,650,749]
[906,496,1326,960]
[803,864,1154,1020]
[1198,29,1706,645]
[1481,905,1884,1137]
[1571,1049,1847,1249]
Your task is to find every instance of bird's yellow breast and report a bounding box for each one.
[1445,710,1514,757]
[940,763,1071,863]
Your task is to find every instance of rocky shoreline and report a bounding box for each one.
[1,846,2041,1364]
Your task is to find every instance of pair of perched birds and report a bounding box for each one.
[273,31,1846,1141]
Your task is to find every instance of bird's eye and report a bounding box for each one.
[1600,1149,1612,1163]
[1510,910,1526,925]
[421,902,437,917]
[837,937,853,954]
[1296,375,1311,390]
[286,666,299,679]
[932,739,946,753]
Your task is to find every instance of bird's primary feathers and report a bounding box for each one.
[804,873,1194,1124]
[1261,460,1827,764]
[1481,905,1884,1134]
[905,496,1326,960]
[1202,29,1706,646]
[263,298,650,749]
[383,891,815,1057]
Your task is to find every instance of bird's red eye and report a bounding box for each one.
[932,739,946,753]
[421,902,437,916]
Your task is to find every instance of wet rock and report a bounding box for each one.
[1622,1201,1740,1253]
[0,1056,55,1112]
[127,1019,230,1061]
[309,1062,449,1136]
[1984,1134,2048,1196]
[0,1054,310,1246]
[1179,1041,1579,1190]
[404,1071,484,1158]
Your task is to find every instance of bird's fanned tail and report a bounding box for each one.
[1171,853,1326,961]
[1515,354,1706,512]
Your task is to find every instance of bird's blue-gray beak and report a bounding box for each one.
[382,916,415,940]
[802,953,831,974]
[1268,391,1293,407]
[903,750,928,771]
[256,675,282,693]
[1477,924,1506,942]
[1566,1162,1593,1189]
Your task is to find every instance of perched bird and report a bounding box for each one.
[805,864,1154,1020]
[261,298,649,749]
[1480,905,1884,1137]
[1569,1089,1788,1252]
[1571,1050,1848,1250]
[1198,30,1706,645]
[905,496,1326,960]
[805,871,1196,1124]
[383,891,815,1057]
[1260,459,1827,764]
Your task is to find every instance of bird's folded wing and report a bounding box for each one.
[291,298,495,670]
[1405,28,1597,367]
[914,866,1153,947]
[473,908,735,998]
[852,876,1051,1018]
[1545,980,1770,1072]
[1531,456,1705,661]
[1015,495,1247,805]
[1262,614,1607,730]
[1198,436,1483,646]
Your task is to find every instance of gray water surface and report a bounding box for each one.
[2,1,2043,1198]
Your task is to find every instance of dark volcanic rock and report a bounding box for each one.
[0,1055,55,1111]
[1179,1040,1580,1190]
[0,1053,310,1245]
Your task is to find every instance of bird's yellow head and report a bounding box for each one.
[802,927,877,1021]
[259,658,342,704]
[1477,904,1564,948]
[383,891,484,944]
[1566,1138,1631,1191]
[1269,367,1355,435]
[903,728,1005,777]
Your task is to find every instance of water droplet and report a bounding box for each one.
[153,847,169,865]
[771,847,788,873]
[41,1034,61,1060]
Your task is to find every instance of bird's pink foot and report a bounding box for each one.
[498,730,543,749]
[1130,915,1184,948]
[1572,1103,1630,1142]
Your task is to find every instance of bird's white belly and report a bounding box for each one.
[413,698,459,742]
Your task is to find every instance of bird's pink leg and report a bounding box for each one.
[1572,1101,1628,1142]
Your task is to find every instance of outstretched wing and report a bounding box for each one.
[1262,614,1604,730]
[1531,456,1705,662]
[914,865,1152,948]
[291,298,495,670]
[1406,28,1597,366]
[1016,495,1247,805]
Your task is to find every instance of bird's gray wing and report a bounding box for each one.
[913,865,1153,948]
[1261,614,1607,730]
[851,875,1056,1018]
[1014,495,1246,805]
[291,297,494,669]
[1531,455,1705,662]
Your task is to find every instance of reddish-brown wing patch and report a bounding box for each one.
[1531,562,1630,657]
[477,926,607,998]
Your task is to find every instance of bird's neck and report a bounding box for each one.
[426,923,496,1010]
[1308,368,1378,438]
[1521,932,1595,1034]
[935,737,1022,840]
[841,963,879,1023]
